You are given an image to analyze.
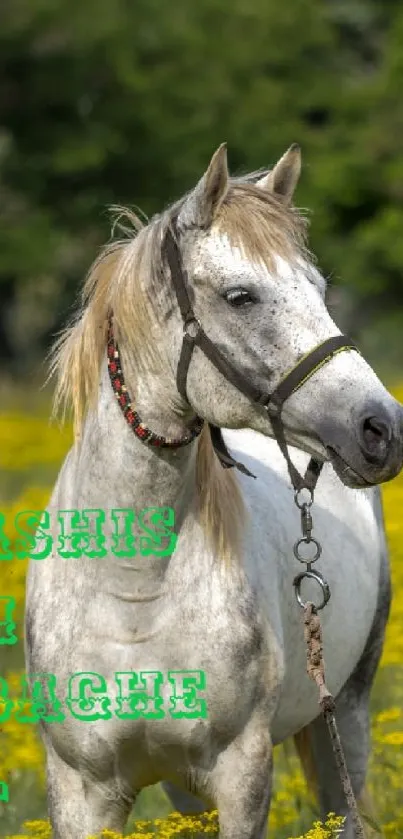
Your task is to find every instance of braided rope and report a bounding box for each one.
[303,603,366,839]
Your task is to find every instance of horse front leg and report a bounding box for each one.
[45,741,135,839]
[165,715,273,839]
[212,718,273,839]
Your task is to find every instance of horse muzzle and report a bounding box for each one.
[324,400,403,488]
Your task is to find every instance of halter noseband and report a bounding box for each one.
[163,216,360,493]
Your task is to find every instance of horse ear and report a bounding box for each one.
[256,144,301,205]
[178,143,229,229]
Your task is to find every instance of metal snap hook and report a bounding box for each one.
[293,569,331,611]
[293,536,322,565]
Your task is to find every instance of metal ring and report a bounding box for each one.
[184,318,201,339]
[293,569,331,611]
[293,536,322,565]
[294,487,314,509]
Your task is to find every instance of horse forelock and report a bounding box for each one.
[213,181,310,271]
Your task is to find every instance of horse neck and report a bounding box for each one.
[48,358,204,623]
[70,358,199,534]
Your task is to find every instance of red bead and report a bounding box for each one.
[107,319,203,451]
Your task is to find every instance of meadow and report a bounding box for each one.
[0,388,402,839]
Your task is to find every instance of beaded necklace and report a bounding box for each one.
[107,314,204,448]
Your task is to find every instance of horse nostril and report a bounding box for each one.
[363,416,390,441]
[360,415,391,463]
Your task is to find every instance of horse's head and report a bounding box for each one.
[170,143,403,488]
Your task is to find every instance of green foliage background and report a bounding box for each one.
[1,0,403,378]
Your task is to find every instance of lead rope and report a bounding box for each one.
[293,489,366,838]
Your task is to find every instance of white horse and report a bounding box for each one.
[25,144,403,839]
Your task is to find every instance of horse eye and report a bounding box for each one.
[224,288,255,307]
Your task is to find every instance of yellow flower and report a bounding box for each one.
[379,732,403,746]
[374,707,401,724]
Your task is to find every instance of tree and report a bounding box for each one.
[0,0,402,370]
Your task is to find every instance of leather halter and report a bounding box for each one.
[163,216,361,493]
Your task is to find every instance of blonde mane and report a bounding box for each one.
[48,182,308,565]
